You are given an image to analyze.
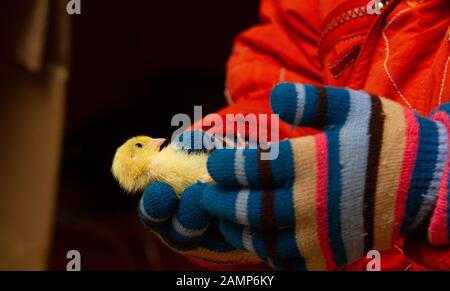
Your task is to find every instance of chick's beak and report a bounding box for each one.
[152,138,166,148]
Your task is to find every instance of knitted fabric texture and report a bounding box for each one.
[428,103,450,246]
[201,83,449,270]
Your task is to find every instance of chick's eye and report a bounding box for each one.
[135,143,143,148]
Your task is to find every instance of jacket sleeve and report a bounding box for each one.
[200,0,323,140]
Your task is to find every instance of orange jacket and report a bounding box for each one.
[215,0,450,270]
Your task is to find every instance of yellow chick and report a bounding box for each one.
[111,136,212,196]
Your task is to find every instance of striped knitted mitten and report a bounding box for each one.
[138,130,260,266]
[201,83,449,270]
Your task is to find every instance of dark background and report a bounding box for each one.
[49,1,260,270]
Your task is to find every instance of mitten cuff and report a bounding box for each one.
[400,114,449,235]
[428,105,450,245]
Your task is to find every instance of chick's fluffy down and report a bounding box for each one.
[112,136,211,195]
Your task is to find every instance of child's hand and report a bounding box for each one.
[137,130,261,266]
[200,83,449,270]
[138,181,259,266]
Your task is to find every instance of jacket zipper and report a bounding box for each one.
[318,1,390,48]
[349,0,401,89]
